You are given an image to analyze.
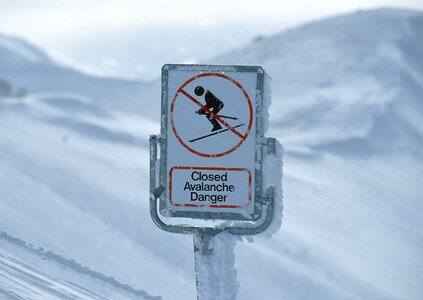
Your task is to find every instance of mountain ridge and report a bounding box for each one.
[211,8,423,154]
[0,31,151,113]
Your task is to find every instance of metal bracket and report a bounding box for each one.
[193,233,214,255]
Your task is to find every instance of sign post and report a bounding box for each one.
[150,64,282,299]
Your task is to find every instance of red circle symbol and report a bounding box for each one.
[170,73,253,157]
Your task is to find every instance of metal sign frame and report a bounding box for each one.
[150,64,275,235]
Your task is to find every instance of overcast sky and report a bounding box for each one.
[1,0,422,80]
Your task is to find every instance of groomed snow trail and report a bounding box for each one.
[0,250,106,300]
[0,232,162,300]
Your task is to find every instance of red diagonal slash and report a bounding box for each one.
[179,89,245,139]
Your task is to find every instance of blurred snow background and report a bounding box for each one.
[1,2,423,300]
[1,0,422,80]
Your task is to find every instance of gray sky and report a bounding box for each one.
[1,0,422,80]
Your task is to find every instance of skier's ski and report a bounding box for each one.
[189,124,245,142]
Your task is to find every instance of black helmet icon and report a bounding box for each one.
[194,86,204,96]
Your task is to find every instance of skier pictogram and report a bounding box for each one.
[194,86,224,132]
[170,72,253,158]
[190,85,244,142]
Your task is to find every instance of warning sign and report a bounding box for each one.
[150,64,282,260]
[169,167,252,208]
[170,73,253,157]
[160,64,264,220]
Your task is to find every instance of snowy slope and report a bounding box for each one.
[0,32,153,114]
[1,7,423,300]
[0,33,51,65]
[212,8,423,154]
[212,8,423,300]
[0,232,160,300]
[218,9,423,300]
[0,94,193,300]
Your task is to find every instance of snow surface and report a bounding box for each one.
[0,33,51,64]
[1,7,423,300]
[212,8,423,155]
[0,232,160,300]
[0,32,153,114]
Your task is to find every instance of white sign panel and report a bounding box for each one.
[161,65,264,219]
[169,167,251,208]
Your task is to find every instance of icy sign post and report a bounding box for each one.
[149,64,282,299]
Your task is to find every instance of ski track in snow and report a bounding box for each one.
[0,232,161,300]
[0,251,106,300]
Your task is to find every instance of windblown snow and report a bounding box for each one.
[1,8,422,300]
[0,232,160,300]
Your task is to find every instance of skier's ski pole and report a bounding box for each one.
[216,115,238,120]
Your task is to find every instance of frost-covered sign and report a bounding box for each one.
[150,64,281,300]
[153,64,270,221]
